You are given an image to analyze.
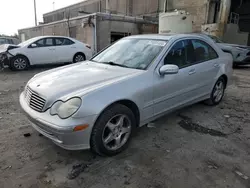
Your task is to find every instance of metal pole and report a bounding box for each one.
[34,0,37,26]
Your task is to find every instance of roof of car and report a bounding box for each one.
[126,33,210,41]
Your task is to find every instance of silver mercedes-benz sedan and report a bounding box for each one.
[20,34,233,156]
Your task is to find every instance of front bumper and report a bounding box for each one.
[0,53,10,67]
[19,92,98,150]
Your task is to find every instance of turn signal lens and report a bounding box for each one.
[73,124,89,132]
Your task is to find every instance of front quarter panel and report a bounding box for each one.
[73,71,154,124]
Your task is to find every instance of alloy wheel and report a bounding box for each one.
[102,114,132,151]
[13,58,27,70]
[213,80,224,103]
[74,55,85,62]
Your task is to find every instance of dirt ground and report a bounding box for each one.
[0,65,250,188]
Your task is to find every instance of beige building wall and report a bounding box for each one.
[19,18,94,48]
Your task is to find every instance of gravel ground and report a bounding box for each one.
[0,65,250,188]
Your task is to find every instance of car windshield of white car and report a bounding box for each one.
[92,38,167,70]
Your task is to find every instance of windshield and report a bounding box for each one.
[92,38,167,70]
[0,38,7,45]
[18,38,39,47]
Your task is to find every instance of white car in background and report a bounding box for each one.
[206,35,250,66]
[0,36,92,71]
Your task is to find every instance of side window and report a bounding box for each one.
[55,38,74,46]
[164,41,186,67]
[44,38,54,46]
[34,39,45,47]
[192,39,218,63]
[7,39,13,44]
[164,40,195,68]
[55,38,63,46]
[64,38,74,45]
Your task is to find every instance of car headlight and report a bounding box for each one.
[50,97,82,119]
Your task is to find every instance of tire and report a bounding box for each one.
[90,104,136,156]
[73,53,86,63]
[10,55,29,71]
[233,63,238,68]
[204,77,226,106]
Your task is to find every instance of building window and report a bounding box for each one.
[69,26,77,38]
[207,0,221,24]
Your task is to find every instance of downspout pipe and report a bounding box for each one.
[219,0,231,36]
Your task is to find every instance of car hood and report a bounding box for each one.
[28,61,142,104]
[0,44,19,54]
[218,43,250,51]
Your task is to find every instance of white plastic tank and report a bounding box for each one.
[159,10,193,34]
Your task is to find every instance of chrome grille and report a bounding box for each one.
[25,87,46,112]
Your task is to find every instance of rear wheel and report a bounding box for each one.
[73,53,86,63]
[205,77,226,106]
[10,55,29,71]
[90,104,136,156]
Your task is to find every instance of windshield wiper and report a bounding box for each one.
[101,61,129,68]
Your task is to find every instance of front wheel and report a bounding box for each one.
[205,77,226,106]
[10,56,29,71]
[90,104,136,156]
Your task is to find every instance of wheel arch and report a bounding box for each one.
[73,52,86,62]
[13,54,31,65]
[220,74,228,88]
[94,99,140,128]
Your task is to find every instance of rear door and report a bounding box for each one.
[54,37,75,63]
[190,39,220,96]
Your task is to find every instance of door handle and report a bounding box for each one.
[214,63,219,67]
[189,69,196,75]
[49,48,55,50]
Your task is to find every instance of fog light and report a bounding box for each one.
[73,124,89,132]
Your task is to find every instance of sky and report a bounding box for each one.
[0,0,84,35]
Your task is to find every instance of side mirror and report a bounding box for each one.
[159,64,179,75]
[31,43,37,48]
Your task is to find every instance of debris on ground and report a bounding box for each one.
[67,163,90,180]
[178,115,227,137]
[224,115,230,118]
[234,170,249,180]
[206,160,219,170]
[147,123,156,128]
[23,133,31,137]
[2,166,12,170]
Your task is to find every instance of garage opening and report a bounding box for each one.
[110,32,131,43]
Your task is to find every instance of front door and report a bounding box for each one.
[153,39,199,116]
[28,38,56,64]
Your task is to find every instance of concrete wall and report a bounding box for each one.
[43,0,160,23]
[19,14,157,52]
[223,24,249,45]
[19,17,94,48]
[163,0,207,32]
[43,0,101,23]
